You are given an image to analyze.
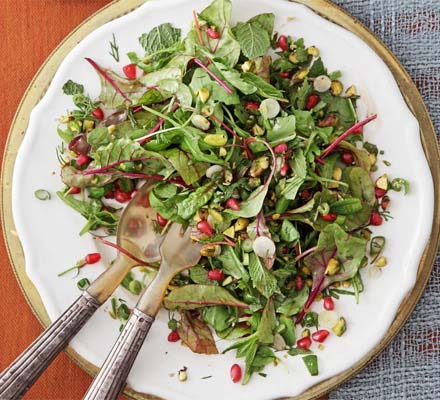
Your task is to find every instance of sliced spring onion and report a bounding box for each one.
[34,189,51,201]
[77,278,90,291]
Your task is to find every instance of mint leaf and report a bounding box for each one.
[236,21,271,59]
[248,253,278,298]
[199,0,232,29]
[247,13,275,35]
[62,80,84,95]
[139,23,181,55]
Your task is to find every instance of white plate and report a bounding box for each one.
[12,0,434,399]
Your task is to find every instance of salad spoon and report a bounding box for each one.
[0,183,162,399]
[83,222,203,400]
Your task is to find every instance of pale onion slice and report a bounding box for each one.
[314,75,332,92]
[252,236,276,258]
[259,98,280,119]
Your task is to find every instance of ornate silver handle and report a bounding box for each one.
[0,291,100,400]
[83,308,154,400]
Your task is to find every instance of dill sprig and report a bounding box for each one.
[109,33,120,62]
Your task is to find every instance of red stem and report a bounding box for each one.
[295,274,326,324]
[210,114,242,141]
[94,236,153,267]
[85,58,132,103]
[320,114,378,159]
[193,58,233,94]
[137,118,164,145]
[192,10,205,46]
[294,246,317,262]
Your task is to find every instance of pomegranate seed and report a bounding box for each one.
[167,331,180,342]
[197,220,214,236]
[122,63,137,80]
[280,160,289,176]
[245,101,260,110]
[230,364,242,383]
[282,246,289,254]
[306,94,320,110]
[312,329,330,343]
[85,253,101,264]
[340,152,354,165]
[381,196,390,210]
[68,187,81,195]
[157,214,168,227]
[294,275,304,290]
[76,154,91,167]
[92,107,104,120]
[320,213,337,222]
[225,198,240,211]
[114,189,131,203]
[300,189,311,200]
[274,143,288,153]
[277,35,289,52]
[105,190,115,199]
[375,187,387,198]
[370,210,383,226]
[297,337,312,350]
[323,296,335,311]
[206,28,220,39]
[207,269,225,281]
[279,71,290,78]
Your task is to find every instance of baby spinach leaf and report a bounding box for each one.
[339,141,371,171]
[217,246,250,281]
[177,182,216,219]
[330,197,363,215]
[293,110,315,135]
[276,286,309,316]
[139,67,183,87]
[177,311,218,354]
[212,61,256,94]
[279,315,296,346]
[164,284,248,309]
[162,148,208,185]
[225,185,268,218]
[139,23,181,55]
[248,253,278,298]
[242,72,287,102]
[282,149,307,200]
[347,166,375,206]
[267,115,296,145]
[203,305,238,332]
[280,219,299,242]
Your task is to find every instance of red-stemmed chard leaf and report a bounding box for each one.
[296,224,367,323]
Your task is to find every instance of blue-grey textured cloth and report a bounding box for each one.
[329,1,440,399]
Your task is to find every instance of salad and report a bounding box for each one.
[51,0,409,384]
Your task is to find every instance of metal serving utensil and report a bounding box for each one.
[0,183,162,399]
[83,223,203,400]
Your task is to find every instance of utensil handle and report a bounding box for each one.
[0,291,100,400]
[83,308,154,400]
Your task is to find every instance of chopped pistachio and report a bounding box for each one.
[219,147,227,157]
[107,124,116,134]
[241,60,255,73]
[374,256,388,268]
[296,69,309,80]
[83,120,95,132]
[325,258,340,276]
[272,213,281,220]
[307,46,319,57]
[208,209,223,222]
[198,87,210,103]
[318,344,325,351]
[301,266,311,275]
[250,156,269,177]
[330,80,343,96]
[288,52,298,63]
[191,114,210,131]
[204,133,228,147]
[332,317,346,336]
[345,85,357,97]
[302,328,311,338]
[342,280,351,288]
[306,278,313,288]
[223,225,235,238]
[251,124,265,136]
[234,218,249,231]
[369,153,377,165]
[333,167,342,181]
[200,245,221,257]
[375,174,389,190]
[178,368,188,382]
[222,276,233,286]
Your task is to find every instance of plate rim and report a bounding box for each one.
[1,0,439,399]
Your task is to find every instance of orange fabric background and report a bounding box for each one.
[0,2,111,399]
[0,1,329,399]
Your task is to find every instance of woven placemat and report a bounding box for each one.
[329,1,440,399]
